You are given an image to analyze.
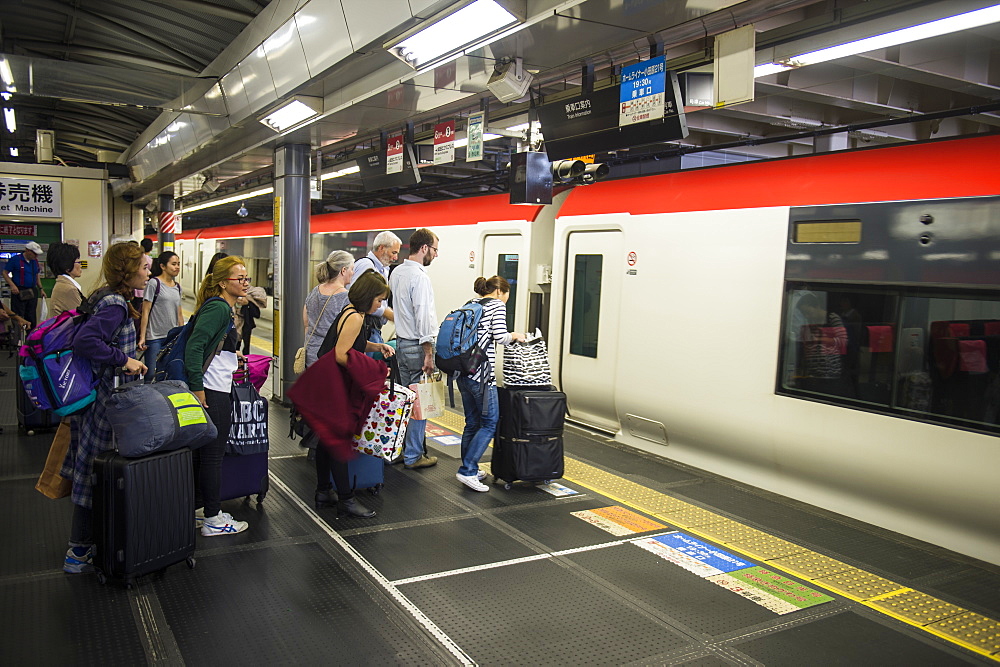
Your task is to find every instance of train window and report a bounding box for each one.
[792,220,862,243]
[779,285,1000,435]
[569,254,602,358]
[497,253,518,331]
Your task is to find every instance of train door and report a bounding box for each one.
[482,234,524,332]
[560,230,623,431]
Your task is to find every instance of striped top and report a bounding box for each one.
[470,297,514,384]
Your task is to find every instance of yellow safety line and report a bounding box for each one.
[427,414,1000,661]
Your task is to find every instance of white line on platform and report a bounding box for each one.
[267,473,475,666]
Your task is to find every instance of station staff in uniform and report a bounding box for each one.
[3,240,46,329]
[388,228,439,470]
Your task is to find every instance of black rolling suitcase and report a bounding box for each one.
[92,447,196,586]
[492,386,566,489]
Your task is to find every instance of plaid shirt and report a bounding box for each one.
[62,293,136,508]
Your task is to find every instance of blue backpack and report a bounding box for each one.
[154,297,231,383]
[434,298,495,375]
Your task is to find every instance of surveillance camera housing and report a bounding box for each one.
[487,58,533,103]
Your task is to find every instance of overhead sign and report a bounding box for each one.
[0,178,62,218]
[466,111,485,162]
[619,56,666,126]
[359,143,421,191]
[0,223,37,236]
[433,120,455,165]
[536,76,687,160]
[386,134,404,174]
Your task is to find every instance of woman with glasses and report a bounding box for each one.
[47,242,85,318]
[138,251,184,382]
[185,256,251,537]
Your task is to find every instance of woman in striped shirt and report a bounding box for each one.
[456,276,525,492]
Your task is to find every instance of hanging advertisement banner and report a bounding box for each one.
[620,55,667,126]
[466,111,485,162]
[0,178,62,218]
[386,134,404,174]
[433,121,455,165]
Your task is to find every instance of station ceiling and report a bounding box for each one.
[1,0,998,230]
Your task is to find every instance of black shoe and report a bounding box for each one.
[314,489,336,509]
[337,497,375,519]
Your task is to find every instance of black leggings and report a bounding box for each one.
[315,445,354,500]
[194,388,232,518]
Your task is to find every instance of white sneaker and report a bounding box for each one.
[195,507,205,529]
[457,473,489,492]
[201,512,248,536]
[476,470,487,481]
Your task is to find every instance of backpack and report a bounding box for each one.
[17,291,108,416]
[434,298,495,375]
[154,297,231,382]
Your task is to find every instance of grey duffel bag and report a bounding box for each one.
[107,380,217,458]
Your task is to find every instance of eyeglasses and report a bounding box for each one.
[227,277,252,284]
[428,246,439,252]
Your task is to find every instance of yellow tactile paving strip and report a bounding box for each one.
[429,415,1000,660]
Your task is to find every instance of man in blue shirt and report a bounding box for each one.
[3,241,46,329]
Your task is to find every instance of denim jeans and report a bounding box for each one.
[143,337,164,382]
[456,376,498,477]
[396,339,427,465]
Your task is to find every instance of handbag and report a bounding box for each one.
[35,421,72,499]
[17,287,36,301]
[106,379,217,457]
[295,292,335,374]
[353,357,415,462]
[226,368,269,455]
[410,372,445,420]
[502,330,552,387]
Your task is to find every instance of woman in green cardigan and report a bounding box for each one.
[185,255,251,537]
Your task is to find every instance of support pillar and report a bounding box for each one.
[272,143,310,401]
[158,193,176,252]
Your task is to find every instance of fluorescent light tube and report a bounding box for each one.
[320,165,361,181]
[454,133,502,148]
[260,97,322,132]
[0,59,12,86]
[756,4,1000,77]
[3,108,15,133]
[9,147,18,157]
[178,186,274,214]
[389,0,520,69]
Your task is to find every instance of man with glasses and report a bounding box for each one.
[389,228,440,470]
[350,230,401,355]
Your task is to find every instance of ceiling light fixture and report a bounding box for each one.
[320,164,361,181]
[0,58,13,87]
[3,108,15,133]
[1,92,10,101]
[453,133,502,148]
[9,147,18,157]
[755,4,1000,77]
[385,0,525,70]
[259,96,323,133]
[177,186,274,214]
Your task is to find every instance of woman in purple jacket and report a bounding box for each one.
[61,242,148,573]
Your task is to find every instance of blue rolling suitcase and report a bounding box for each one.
[220,452,269,504]
[345,452,384,495]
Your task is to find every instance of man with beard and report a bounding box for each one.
[388,228,440,470]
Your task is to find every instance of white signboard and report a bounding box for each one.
[0,178,62,218]
[433,121,455,165]
[466,111,485,162]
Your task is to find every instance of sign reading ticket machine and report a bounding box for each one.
[0,178,62,218]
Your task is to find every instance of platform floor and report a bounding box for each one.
[2,343,999,665]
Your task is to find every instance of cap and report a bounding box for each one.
[24,241,43,255]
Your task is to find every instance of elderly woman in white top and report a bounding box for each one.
[46,242,85,318]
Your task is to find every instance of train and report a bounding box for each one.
[171,134,1000,565]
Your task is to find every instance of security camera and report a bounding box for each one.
[201,175,220,193]
[237,203,248,217]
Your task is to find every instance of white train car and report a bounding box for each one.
[173,134,1000,564]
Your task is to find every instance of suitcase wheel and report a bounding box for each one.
[368,483,383,496]
[96,571,107,585]
[187,556,196,569]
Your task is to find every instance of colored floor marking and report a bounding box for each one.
[428,411,1000,660]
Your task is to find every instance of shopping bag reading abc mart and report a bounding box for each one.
[107,380,217,458]
[353,380,415,462]
[410,372,445,420]
[226,381,269,455]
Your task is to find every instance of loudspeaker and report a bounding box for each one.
[509,152,552,205]
[487,59,533,103]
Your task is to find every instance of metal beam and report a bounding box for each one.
[147,0,256,23]
[13,40,201,76]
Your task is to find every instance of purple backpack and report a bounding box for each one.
[18,303,101,416]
